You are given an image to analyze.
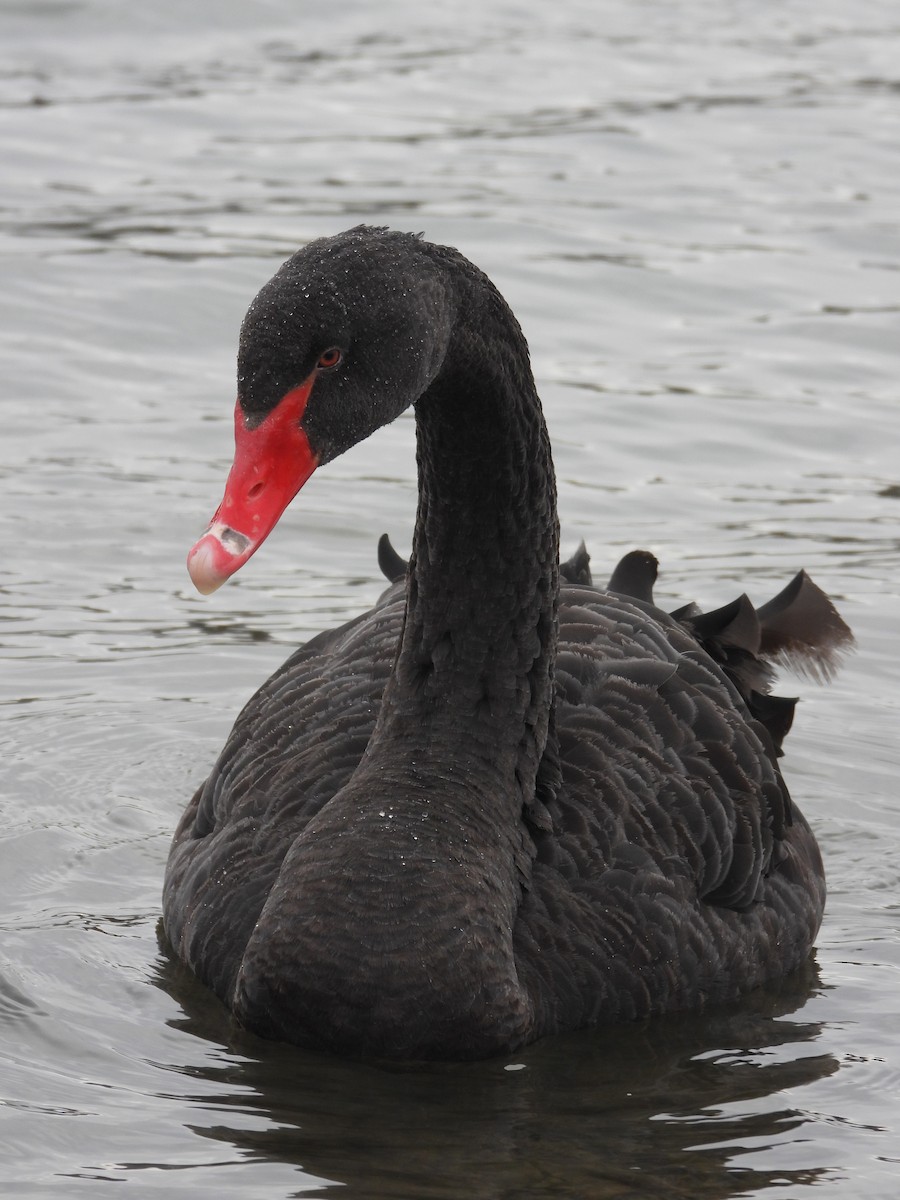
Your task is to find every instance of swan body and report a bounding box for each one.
[163,226,851,1060]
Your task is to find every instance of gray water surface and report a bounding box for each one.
[1,1,899,1196]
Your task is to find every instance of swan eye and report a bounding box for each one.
[316,347,343,370]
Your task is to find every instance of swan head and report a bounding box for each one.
[187,226,455,594]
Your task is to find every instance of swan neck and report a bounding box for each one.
[378,272,560,798]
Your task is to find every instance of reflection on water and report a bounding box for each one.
[156,946,837,1199]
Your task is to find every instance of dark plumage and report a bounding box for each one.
[163,226,853,1060]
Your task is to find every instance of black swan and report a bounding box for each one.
[163,225,852,1061]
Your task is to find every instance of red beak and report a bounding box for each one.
[187,380,318,594]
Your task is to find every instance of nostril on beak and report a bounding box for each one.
[248,480,266,500]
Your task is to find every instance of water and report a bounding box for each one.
[1,0,898,1195]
